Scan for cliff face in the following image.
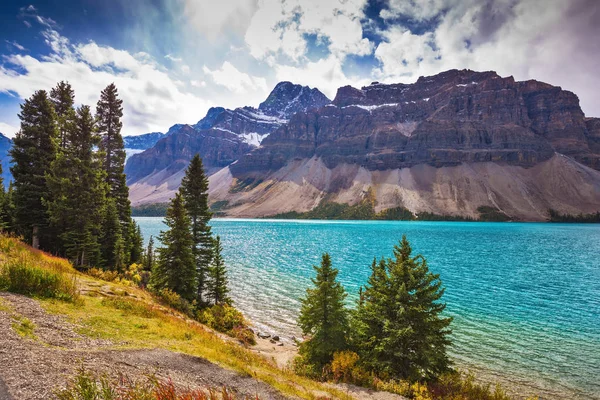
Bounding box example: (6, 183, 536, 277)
(231, 69, 599, 178)
(126, 82, 330, 203)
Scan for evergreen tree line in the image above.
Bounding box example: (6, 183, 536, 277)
(297, 235, 453, 383)
(147, 154, 231, 309)
(0, 82, 142, 271)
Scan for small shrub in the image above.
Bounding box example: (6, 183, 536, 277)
(197, 304, 255, 345)
(87, 268, 119, 282)
(153, 288, 193, 316)
(330, 351, 360, 383)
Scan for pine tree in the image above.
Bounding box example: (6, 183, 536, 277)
(179, 154, 213, 304)
(10, 90, 58, 248)
(298, 253, 349, 368)
(50, 81, 76, 149)
(100, 199, 126, 271)
(0, 162, 6, 231)
(46, 104, 107, 266)
(353, 236, 453, 381)
(128, 221, 144, 264)
(0, 181, 15, 233)
(96, 83, 130, 225)
(143, 235, 155, 272)
(151, 193, 196, 302)
(206, 236, 230, 305)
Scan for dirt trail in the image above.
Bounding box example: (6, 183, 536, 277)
(0, 292, 289, 400)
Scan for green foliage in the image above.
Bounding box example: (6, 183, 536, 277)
(376, 206, 416, 220)
(197, 304, 255, 345)
(153, 288, 193, 316)
(180, 154, 213, 304)
(151, 193, 197, 302)
(131, 203, 169, 217)
(352, 236, 453, 381)
(476, 206, 511, 222)
(548, 208, 600, 223)
(50, 81, 76, 149)
(298, 253, 349, 369)
(0, 256, 78, 301)
(100, 199, 126, 271)
(46, 103, 107, 266)
(143, 235, 155, 272)
(205, 236, 230, 306)
(10, 89, 59, 248)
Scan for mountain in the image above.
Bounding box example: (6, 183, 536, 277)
(0, 133, 12, 187)
(123, 132, 165, 150)
(126, 82, 331, 204)
(207, 69, 600, 221)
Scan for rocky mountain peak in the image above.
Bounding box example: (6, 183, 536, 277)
(258, 81, 330, 118)
(194, 107, 226, 130)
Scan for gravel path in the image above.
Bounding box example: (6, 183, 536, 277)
(0, 292, 289, 400)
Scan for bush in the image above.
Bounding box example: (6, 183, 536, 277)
(197, 304, 255, 345)
(101, 297, 159, 318)
(0, 256, 78, 301)
(153, 288, 193, 316)
(330, 351, 360, 383)
(86, 267, 119, 282)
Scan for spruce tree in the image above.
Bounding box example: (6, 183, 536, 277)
(128, 221, 144, 264)
(96, 83, 130, 225)
(151, 193, 196, 302)
(50, 81, 76, 149)
(205, 236, 230, 305)
(179, 154, 213, 304)
(143, 235, 155, 272)
(10, 90, 58, 248)
(298, 253, 349, 368)
(353, 236, 453, 381)
(0, 181, 15, 233)
(47, 105, 107, 266)
(100, 199, 126, 271)
(0, 163, 6, 231)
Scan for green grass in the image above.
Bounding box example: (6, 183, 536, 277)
(12, 316, 36, 339)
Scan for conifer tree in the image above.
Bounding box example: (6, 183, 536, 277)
(47, 105, 107, 266)
(0, 181, 15, 233)
(143, 235, 155, 272)
(151, 193, 196, 301)
(10, 90, 58, 248)
(96, 83, 130, 225)
(100, 199, 126, 271)
(206, 236, 230, 305)
(298, 253, 349, 368)
(179, 154, 213, 304)
(50, 81, 76, 149)
(0, 163, 6, 231)
(128, 221, 144, 264)
(353, 236, 453, 381)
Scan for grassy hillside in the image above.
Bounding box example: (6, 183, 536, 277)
(0, 234, 352, 399)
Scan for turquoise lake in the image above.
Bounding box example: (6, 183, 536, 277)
(135, 218, 600, 400)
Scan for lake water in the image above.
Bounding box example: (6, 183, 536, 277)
(135, 217, 600, 400)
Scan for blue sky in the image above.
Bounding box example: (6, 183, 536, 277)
(1, 0, 599, 137)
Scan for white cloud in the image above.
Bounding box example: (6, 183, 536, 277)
(191, 80, 206, 88)
(165, 54, 182, 62)
(0, 122, 19, 138)
(5, 41, 26, 52)
(372, 0, 600, 116)
(203, 61, 268, 94)
(245, 0, 372, 62)
(183, 0, 258, 40)
(0, 29, 213, 135)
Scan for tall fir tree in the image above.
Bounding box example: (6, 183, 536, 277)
(143, 235, 155, 272)
(127, 220, 144, 264)
(0, 181, 15, 233)
(50, 81, 76, 149)
(0, 162, 6, 231)
(100, 199, 126, 271)
(151, 193, 197, 302)
(46, 104, 107, 266)
(353, 236, 453, 381)
(179, 154, 213, 304)
(96, 83, 135, 266)
(10, 90, 58, 248)
(298, 253, 349, 368)
(205, 236, 230, 305)
(96, 83, 130, 224)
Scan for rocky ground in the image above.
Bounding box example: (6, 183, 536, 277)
(0, 292, 288, 400)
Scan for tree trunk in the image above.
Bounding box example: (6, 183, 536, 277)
(32, 226, 39, 249)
